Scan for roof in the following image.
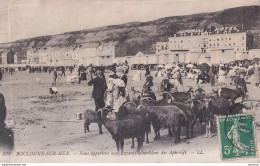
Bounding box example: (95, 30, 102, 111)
(80, 43, 99, 49)
(99, 41, 119, 47)
(210, 47, 234, 51)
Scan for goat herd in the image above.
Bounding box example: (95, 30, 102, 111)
(83, 85, 249, 153)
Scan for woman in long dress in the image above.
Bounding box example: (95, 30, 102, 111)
(254, 63, 260, 88)
(218, 67, 226, 86)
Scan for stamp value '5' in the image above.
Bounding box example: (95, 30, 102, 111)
(218, 113, 257, 160)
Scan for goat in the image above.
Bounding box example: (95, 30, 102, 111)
(139, 97, 196, 139)
(218, 87, 246, 102)
(83, 109, 99, 133)
(98, 107, 146, 153)
(167, 101, 196, 139)
(204, 97, 245, 138)
(137, 104, 188, 143)
(117, 102, 151, 148)
(162, 86, 194, 103)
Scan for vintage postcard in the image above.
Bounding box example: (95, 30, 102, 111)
(0, 0, 260, 163)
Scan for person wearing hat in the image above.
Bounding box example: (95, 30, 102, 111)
(88, 67, 107, 134)
(142, 84, 156, 101)
(52, 68, 57, 86)
(236, 72, 247, 97)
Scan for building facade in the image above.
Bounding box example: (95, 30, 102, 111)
(26, 41, 126, 66)
(2, 50, 17, 65)
(156, 42, 169, 54)
(169, 31, 254, 53)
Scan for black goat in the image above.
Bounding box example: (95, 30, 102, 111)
(99, 107, 146, 153)
(218, 87, 246, 102)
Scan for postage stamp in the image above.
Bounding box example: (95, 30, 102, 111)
(218, 113, 258, 160)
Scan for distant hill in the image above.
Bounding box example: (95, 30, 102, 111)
(0, 5, 259, 62)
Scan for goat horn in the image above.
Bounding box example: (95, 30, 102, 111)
(122, 102, 137, 108)
(162, 91, 174, 101)
(140, 97, 154, 102)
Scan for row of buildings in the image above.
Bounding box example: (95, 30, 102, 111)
(122, 26, 259, 65)
(26, 41, 127, 66)
(1, 25, 260, 66)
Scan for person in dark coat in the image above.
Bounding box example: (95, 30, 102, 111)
(61, 66, 66, 77)
(0, 69, 2, 80)
(237, 72, 247, 96)
(0, 93, 14, 150)
(176, 69, 183, 85)
(145, 65, 150, 77)
(0, 93, 6, 128)
(52, 68, 58, 86)
(119, 70, 128, 97)
(209, 65, 216, 86)
(88, 68, 107, 134)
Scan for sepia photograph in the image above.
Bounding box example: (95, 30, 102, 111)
(0, 0, 259, 163)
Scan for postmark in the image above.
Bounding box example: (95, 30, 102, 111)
(218, 113, 258, 160)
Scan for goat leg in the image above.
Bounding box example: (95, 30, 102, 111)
(186, 122, 190, 139)
(131, 138, 135, 149)
(168, 126, 173, 137)
(174, 125, 181, 144)
(146, 132, 149, 143)
(205, 120, 210, 138)
(136, 137, 142, 153)
(84, 121, 90, 133)
(116, 140, 120, 153)
(120, 140, 124, 154)
(98, 123, 103, 134)
(208, 120, 212, 138)
(190, 123, 195, 138)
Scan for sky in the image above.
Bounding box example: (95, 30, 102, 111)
(0, 0, 259, 44)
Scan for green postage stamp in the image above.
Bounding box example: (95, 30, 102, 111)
(218, 113, 258, 160)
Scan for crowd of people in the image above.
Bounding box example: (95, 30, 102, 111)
(0, 59, 259, 137)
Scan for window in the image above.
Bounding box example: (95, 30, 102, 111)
(229, 38, 231, 40)
(107, 56, 109, 58)
(242, 37, 245, 40)
(237, 48, 239, 51)
(209, 44, 211, 46)
(222, 50, 224, 53)
(217, 38, 219, 41)
(181, 40, 183, 43)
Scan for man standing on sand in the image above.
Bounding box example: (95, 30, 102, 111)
(52, 68, 58, 86)
(61, 66, 66, 77)
(88, 67, 107, 134)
